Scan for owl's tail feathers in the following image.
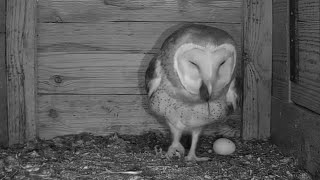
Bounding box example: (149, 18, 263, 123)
(214, 124, 240, 138)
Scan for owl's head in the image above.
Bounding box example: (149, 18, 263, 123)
(163, 24, 237, 102)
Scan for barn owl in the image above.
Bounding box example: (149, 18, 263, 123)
(145, 24, 241, 161)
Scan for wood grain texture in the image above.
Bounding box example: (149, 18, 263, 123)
(38, 95, 163, 139)
(38, 53, 151, 95)
(38, 22, 242, 54)
(38, 52, 244, 95)
(271, 0, 320, 176)
(0, 0, 8, 147)
(6, 0, 37, 145)
(297, 0, 320, 22)
(0, 0, 5, 33)
(271, 97, 320, 177)
(0, 32, 8, 146)
(38, 0, 242, 23)
(38, 95, 241, 139)
(291, 2, 320, 114)
(37, 0, 243, 140)
(272, 0, 289, 101)
(242, 0, 272, 140)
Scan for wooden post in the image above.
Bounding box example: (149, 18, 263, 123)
(0, 0, 8, 147)
(6, 0, 37, 145)
(242, 0, 272, 140)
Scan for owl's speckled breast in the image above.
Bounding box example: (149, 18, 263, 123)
(149, 88, 229, 130)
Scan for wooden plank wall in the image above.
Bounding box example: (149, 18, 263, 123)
(291, 0, 320, 114)
(37, 0, 243, 139)
(6, 0, 37, 145)
(272, 100, 320, 177)
(272, 0, 320, 177)
(0, 0, 8, 146)
(242, 0, 272, 140)
(272, 0, 289, 101)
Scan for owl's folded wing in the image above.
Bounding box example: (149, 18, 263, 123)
(145, 56, 162, 97)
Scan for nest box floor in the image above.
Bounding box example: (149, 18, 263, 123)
(0, 131, 312, 180)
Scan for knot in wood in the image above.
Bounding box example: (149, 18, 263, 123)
(48, 109, 59, 118)
(53, 75, 63, 84)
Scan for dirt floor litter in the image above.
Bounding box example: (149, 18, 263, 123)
(0, 131, 313, 180)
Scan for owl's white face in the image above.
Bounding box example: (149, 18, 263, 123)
(173, 43, 236, 101)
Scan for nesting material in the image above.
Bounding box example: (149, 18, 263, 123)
(0, 132, 313, 180)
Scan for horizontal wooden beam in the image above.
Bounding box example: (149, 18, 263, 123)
(38, 0, 242, 23)
(38, 53, 151, 95)
(38, 94, 241, 139)
(38, 22, 242, 54)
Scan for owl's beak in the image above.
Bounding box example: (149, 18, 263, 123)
(199, 81, 212, 101)
(198, 58, 213, 101)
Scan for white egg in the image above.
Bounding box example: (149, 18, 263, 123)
(212, 138, 236, 155)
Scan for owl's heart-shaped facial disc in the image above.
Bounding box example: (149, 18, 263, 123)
(174, 43, 236, 100)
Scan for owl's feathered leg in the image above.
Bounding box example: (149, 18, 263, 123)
(166, 123, 185, 159)
(185, 128, 210, 161)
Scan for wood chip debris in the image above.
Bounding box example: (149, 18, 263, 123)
(0, 131, 313, 180)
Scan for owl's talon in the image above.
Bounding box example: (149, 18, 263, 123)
(184, 155, 210, 161)
(166, 143, 185, 160)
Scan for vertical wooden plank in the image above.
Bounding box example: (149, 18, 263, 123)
(0, 0, 5, 33)
(0, 0, 8, 147)
(271, 0, 320, 176)
(272, 0, 289, 101)
(6, 0, 37, 145)
(242, 0, 272, 140)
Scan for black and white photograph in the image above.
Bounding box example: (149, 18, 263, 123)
(0, 0, 319, 179)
